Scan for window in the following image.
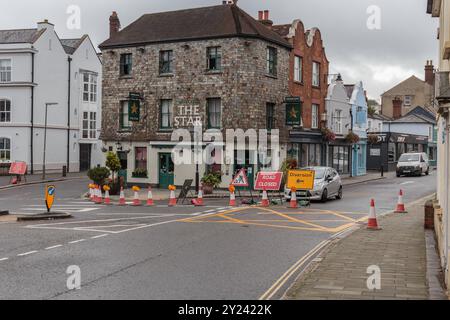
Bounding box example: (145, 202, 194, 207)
(311, 104, 319, 129)
(83, 73, 97, 103)
(294, 56, 302, 82)
(207, 47, 222, 71)
(404, 95, 412, 106)
(207, 98, 222, 129)
(0, 137, 10, 161)
(160, 99, 173, 129)
(0, 99, 11, 122)
(135, 147, 147, 170)
(329, 146, 350, 174)
(0, 59, 11, 82)
(120, 53, 132, 76)
(82, 112, 96, 139)
(334, 110, 342, 134)
(266, 47, 277, 76)
(266, 103, 275, 130)
(312, 61, 320, 87)
(119, 101, 131, 129)
(159, 50, 174, 74)
(388, 143, 396, 162)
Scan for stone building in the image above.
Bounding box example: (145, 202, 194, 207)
(269, 16, 330, 167)
(99, 3, 291, 189)
(381, 61, 435, 119)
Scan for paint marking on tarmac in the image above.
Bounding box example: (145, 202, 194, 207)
(17, 250, 38, 257)
(400, 181, 415, 185)
(68, 239, 86, 244)
(0, 257, 9, 262)
(91, 234, 108, 239)
(45, 245, 63, 250)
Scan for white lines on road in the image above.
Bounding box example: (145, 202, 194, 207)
(68, 239, 86, 244)
(17, 250, 38, 257)
(0, 257, 9, 262)
(400, 181, 415, 186)
(91, 234, 108, 239)
(45, 245, 63, 250)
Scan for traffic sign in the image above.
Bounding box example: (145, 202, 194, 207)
(255, 172, 283, 191)
(45, 185, 56, 213)
(286, 170, 315, 191)
(231, 168, 249, 187)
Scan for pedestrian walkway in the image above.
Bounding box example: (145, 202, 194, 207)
(284, 197, 448, 300)
(341, 171, 394, 186)
(0, 172, 85, 189)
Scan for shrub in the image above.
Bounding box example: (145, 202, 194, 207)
(201, 172, 222, 188)
(87, 167, 111, 185)
(132, 168, 148, 178)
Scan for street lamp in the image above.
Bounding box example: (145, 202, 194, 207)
(42, 103, 58, 180)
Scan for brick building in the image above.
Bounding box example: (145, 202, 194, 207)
(99, 3, 291, 188)
(269, 17, 330, 167)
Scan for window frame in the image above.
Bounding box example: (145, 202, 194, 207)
(159, 50, 174, 75)
(334, 109, 342, 134)
(312, 61, 320, 87)
(83, 73, 98, 103)
(207, 98, 222, 129)
(119, 53, 132, 76)
(294, 56, 303, 83)
(404, 95, 412, 106)
(311, 104, 319, 129)
(134, 147, 148, 171)
(0, 99, 11, 123)
(119, 101, 132, 130)
(0, 137, 11, 162)
(160, 99, 173, 130)
(266, 103, 275, 131)
(266, 47, 278, 77)
(207, 46, 222, 71)
(0, 59, 12, 82)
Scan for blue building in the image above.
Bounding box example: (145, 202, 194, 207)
(345, 82, 368, 176)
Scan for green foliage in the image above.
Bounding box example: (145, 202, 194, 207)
(105, 152, 121, 173)
(87, 167, 111, 185)
(280, 158, 298, 185)
(201, 172, 222, 188)
(367, 105, 377, 116)
(132, 168, 148, 178)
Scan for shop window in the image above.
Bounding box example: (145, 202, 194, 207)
(135, 147, 147, 170)
(329, 146, 350, 174)
(388, 143, 396, 162)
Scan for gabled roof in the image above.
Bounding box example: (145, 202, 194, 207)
(271, 24, 291, 38)
(99, 4, 292, 49)
(382, 75, 431, 96)
(391, 113, 436, 124)
(369, 113, 392, 121)
(0, 28, 45, 44)
(404, 105, 436, 122)
(61, 36, 87, 54)
(344, 85, 355, 99)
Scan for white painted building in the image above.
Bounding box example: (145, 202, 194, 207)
(0, 20, 102, 173)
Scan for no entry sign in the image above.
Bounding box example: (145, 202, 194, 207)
(254, 172, 283, 191)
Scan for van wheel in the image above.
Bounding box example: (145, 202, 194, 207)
(321, 189, 328, 203)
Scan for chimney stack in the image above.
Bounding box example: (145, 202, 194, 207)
(109, 11, 121, 38)
(258, 10, 273, 27)
(424, 60, 435, 86)
(392, 97, 403, 119)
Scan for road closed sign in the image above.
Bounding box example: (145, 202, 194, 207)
(255, 172, 283, 191)
(287, 170, 315, 191)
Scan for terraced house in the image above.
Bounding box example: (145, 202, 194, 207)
(99, 3, 292, 189)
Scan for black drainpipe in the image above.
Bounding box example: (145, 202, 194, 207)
(67, 56, 72, 173)
(30, 51, 35, 174)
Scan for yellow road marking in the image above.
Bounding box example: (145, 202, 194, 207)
(258, 207, 329, 231)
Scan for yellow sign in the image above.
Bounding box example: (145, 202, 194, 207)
(45, 185, 56, 212)
(287, 170, 315, 191)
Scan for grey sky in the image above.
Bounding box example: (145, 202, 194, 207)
(1, 0, 438, 101)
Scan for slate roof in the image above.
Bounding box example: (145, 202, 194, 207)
(60, 37, 86, 54)
(0, 28, 44, 44)
(271, 24, 291, 38)
(391, 113, 436, 124)
(404, 105, 436, 122)
(344, 85, 355, 99)
(99, 4, 292, 49)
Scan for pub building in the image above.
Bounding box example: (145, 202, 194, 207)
(366, 132, 430, 172)
(99, 3, 293, 189)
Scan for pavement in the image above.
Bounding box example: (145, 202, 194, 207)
(0, 172, 440, 299)
(284, 196, 449, 300)
(0, 172, 85, 190)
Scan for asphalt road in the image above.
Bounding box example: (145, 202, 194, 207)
(0, 173, 436, 300)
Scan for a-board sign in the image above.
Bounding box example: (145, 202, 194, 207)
(178, 179, 193, 201)
(254, 172, 283, 191)
(231, 168, 249, 187)
(45, 185, 56, 213)
(9, 162, 27, 175)
(286, 170, 315, 191)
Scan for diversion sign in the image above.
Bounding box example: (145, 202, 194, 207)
(286, 170, 315, 191)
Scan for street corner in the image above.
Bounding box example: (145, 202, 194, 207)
(182, 205, 368, 234)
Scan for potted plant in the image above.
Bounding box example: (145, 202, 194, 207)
(321, 127, 336, 142)
(87, 167, 111, 187)
(345, 131, 360, 144)
(201, 172, 222, 194)
(105, 152, 122, 195)
(280, 158, 298, 186)
(132, 168, 148, 178)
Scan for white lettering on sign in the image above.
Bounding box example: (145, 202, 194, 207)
(174, 104, 202, 128)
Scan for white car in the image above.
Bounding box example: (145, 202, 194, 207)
(284, 167, 343, 203)
(396, 152, 430, 177)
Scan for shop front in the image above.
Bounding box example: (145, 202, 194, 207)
(366, 132, 429, 172)
(288, 131, 326, 168)
(327, 140, 352, 175)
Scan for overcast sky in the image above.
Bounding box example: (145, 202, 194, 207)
(0, 0, 438, 101)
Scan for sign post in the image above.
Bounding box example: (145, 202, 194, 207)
(286, 170, 315, 207)
(45, 185, 56, 213)
(255, 171, 284, 204)
(231, 168, 254, 202)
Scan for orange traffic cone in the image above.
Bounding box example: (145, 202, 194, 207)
(367, 199, 381, 230)
(194, 186, 204, 206)
(132, 190, 142, 206)
(118, 187, 126, 206)
(95, 187, 103, 204)
(168, 189, 177, 207)
(261, 189, 270, 207)
(104, 189, 111, 205)
(229, 188, 236, 207)
(91, 185, 97, 202)
(394, 189, 407, 213)
(289, 188, 298, 209)
(89, 185, 94, 201)
(146, 186, 154, 207)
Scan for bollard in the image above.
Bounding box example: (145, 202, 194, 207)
(424, 200, 435, 230)
(62, 165, 67, 177)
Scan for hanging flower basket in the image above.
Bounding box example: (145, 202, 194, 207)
(368, 134, 379, 145)
(321, 127, 336, 142)
(345, 131, 360, 144)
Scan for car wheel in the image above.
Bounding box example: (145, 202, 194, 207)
(426, 168, 430, 176)
(321, 189, 328, 203)
(396, 173, 401, 178)
(336, 187, 343, 200)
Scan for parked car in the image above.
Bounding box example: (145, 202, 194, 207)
(284, 167, 343, 203)
(396, 152, 430, 177)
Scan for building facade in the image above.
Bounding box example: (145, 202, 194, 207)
(270, 17, 330, 168)
(99, 4, 291, 189)
(0, 21, 102, 173)
(427, 0, 450, 287)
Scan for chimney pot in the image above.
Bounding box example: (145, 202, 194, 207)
(109, 11, 121, 38)
(258, 11, 263, 20)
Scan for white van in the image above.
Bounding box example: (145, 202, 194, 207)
(396, 152, 430, 177)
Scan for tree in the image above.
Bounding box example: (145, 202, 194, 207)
(105, 152, 121, 185)
(368, 105, 377, 116)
